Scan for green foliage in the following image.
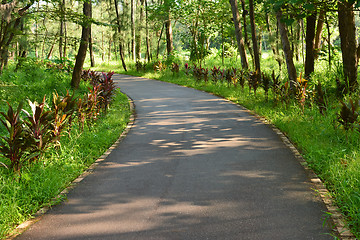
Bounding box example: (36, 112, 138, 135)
(0, 102, 35, 172)
(51, 91, 77, 144)
(23, 97, 53, 156)
(0, 62, 131, 238)
(338, 98, 359, 131)
(99, 71, 116, 110)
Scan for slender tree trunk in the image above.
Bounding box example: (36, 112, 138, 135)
(314, 10, 325, 59)
(47, 41, 54, 59)
(276, 9, 297, 85)
(89, 30, 95, 67)
(136, 0, 145, 60)
(114, 0, 128, 71)
(145, 0, 151, 62)
(266, 12, 282, 70)
(338, 0, 358, 92)
(325, 12, 332, 68)
(249, 0, 260, 77)
(240, 0, 253, 66)
(131, 0, 136, 61)
(164, 0, 173, 56)
(165, 19, 173, 55)
(59, 0, 65, 59)
(305, 12, 316, 79)
(156, 24, 164, 58)
(229, 0, 248, 69)
(71, 1, 91, 89)
(108, 38, 112, 62)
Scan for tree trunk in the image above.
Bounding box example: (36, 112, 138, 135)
(165, 19, 173, 55)
(240, 0, 253, 67)
(59, 0, 65, 59)
(156, 24, 164, 58)
(108, 38, 112, 62)
(229, 0, 248, 70)
(136, 0, 145, 60)
(325, 12, 332, 68)
(114, 0, 128, 71)
(305, 12, 316, 79)
(314, 10, 325, 59)
(131, 0, 136, 61)
(145, 0, 151, 61)
(276, 9, 297, 85)
(89, 29, 95, 67)
(249, 0, 260, 77)
(338, 0, 358, 92)
(265, 12, 282, 70)
(71, 1, 91, 89)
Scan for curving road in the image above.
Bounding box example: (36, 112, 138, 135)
(16, 74, 334, 239)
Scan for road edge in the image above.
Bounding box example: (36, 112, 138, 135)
(119, 73, 356, 240)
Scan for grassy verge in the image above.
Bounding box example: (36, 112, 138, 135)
(103, 66, 360, 237)
(0, 62, 131, 239)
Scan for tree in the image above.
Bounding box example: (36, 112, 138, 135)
(71, 0, 91, 89)
(0, 1, 33, 72)
(338, 0, 358, 92)
(276, 8, 297, 86)
(229, 0, 248, 70)
(249, 0, 261, 77)
(305, 12, 316, 79)
(164, 0, 173, 55)
(114, 0, 128, 71)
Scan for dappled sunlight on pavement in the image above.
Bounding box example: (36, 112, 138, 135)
(16, 74, 334, 240)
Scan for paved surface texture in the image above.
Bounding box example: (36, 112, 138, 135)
(17, 74, 334, 239)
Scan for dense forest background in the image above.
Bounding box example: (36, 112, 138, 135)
(2, 0, 360, 90)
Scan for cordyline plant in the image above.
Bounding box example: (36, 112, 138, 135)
(99, 71, 116, 111)
(22, 96, 53, 158)
(77, 85, 101, 129)
(0, 102, 37, 172)
(52, 91, 77, 144)
(338, 98, 359, 131)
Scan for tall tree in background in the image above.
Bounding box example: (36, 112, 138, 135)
(276, 8, 297, 86)
(249, 0, 260, 77)
(131, 0, 136, 61)
(305, 12, 316, 79)
(338, 0, 358, 92)
(229, 0, 248, 70)
(136, 0, 145, 59)
(164, 0, 173, 55)
(0, 1, 33, 72)
(114, 0, 128, 71)
(71, 0, 91, 89)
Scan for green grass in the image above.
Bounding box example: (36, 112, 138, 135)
(93, 59, 360, 237)
(0, 62, 131, 239)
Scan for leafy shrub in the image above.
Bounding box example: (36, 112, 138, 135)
(338, 98, 359, 131)
(99, 72, 116, 111)
(184, 63, 190, 75)
(315, 80, 327, 115)
(171, 62, 180, 74)
(51, 91, 77, 143)
(0, 102, 35, 172)
(153, 61, 165, 72)
(248, 71, 261, 95)
(23, 97, 53, 157)
(262, 72, 271, 101)
(135, 61, 146, 72)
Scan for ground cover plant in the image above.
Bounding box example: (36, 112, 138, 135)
(94, 54, 360, 238)
(0, 60, 131, 239)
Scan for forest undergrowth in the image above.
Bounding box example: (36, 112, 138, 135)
(94, 54, 360, 238)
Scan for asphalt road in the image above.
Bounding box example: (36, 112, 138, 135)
(16, 74, 334, 240)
